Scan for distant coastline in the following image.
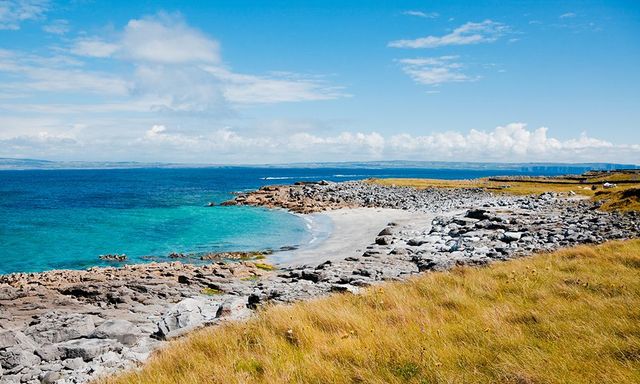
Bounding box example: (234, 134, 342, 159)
(1, 157, 638, 172)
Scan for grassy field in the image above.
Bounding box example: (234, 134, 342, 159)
(370, 171, 640, 212)
(103, 239, 640, 384)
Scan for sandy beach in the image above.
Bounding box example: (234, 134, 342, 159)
(272, 208, 437, 266)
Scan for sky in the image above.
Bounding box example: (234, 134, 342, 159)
(0, 0, 639, 164)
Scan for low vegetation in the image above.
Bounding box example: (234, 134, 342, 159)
(371, 170, 640, 211)
(103, 240, 640, 384)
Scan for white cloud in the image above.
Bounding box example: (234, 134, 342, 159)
(71, 38, 119, 58)
(0, 0, 48, 30)
(61, 13, 345, 110)
(389, 20, 508, 48)
(0, 49, 130, 95)
(560, 12, 577, 19)
(121, 14, 220, 64)
(402, 10, 439, 19)
(42, 19, 69, 35)
(1, 122, 638, 164)
(387, 123, 628, 162)
(203, 67, 347, 104)
(397, 56, 473, 85)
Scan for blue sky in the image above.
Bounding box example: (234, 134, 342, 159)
(0, 0, 639, 164)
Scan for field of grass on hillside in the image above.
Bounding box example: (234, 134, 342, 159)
(371, 171, 640, 212)
(103, 240, 640, 384)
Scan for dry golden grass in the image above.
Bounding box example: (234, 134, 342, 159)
(595, 188, 640, 212)
(103, 240, 640, 384)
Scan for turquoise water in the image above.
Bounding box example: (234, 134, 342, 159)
(0, 166, 576, 274)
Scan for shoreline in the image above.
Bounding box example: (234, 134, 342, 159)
(273, 208, 438, 267)
(1, 180, 638, 384)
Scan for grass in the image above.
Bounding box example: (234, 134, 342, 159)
(253, 262, 276, 271)
(594, 188, 640, 212)
(370, 172, 640, 212)
(102, 239, 640, 384)
(201, 287, 224, 296)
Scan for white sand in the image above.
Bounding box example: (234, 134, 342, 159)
(272, 208, 435, 267)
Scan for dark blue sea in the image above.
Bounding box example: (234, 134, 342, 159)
(0, 167, 566, 274)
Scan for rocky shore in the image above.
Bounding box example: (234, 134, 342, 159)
(2, 180, 639, 384)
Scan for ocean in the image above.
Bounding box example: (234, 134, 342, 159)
(0, 166, 571, 274)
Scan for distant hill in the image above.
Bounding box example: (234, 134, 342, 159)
(0, 157, 637, 172)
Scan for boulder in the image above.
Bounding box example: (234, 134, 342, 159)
(0, 347, 41, 370)
(377, 227, 393, 236)
(63, 357, 85, 370)
(25, 313, 96, 345)
(155, 298, 222, 339)
(0, 330, 37, 351)
(219, 296, 251, 321)
(375, 236, 391, 245)
(0, 286, 21, 301)
(91, 320, 142, 347)
(58, 338, 122, 362)
(35, 344, 64, 362)
(501, 232, 523, 243)
(40, 371, 62, 384)
(300, 269, 327, 283)
(466, 209, 490, 220)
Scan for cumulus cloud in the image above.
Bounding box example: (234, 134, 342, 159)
(120, 14, 220, 64)
(389, 20, 508, 48)
(61, 13, 345, 110)
(2, 122, 638, 164)
(397, 56, 473, 85)
(0, 0, 48, 30)
(402, 10, 439, 19)
(387, 123, 625, 162)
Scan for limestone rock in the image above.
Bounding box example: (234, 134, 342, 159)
(91, 320, 142, 347)
(58, 338, 122, 362)
(155, 298, 222, 339)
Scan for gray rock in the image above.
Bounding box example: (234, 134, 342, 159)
(155, 297, 222, 339)
(62, 357, 85, 371)
(0, 347, 41, 370)
(466, 209, 490, 220)
(58, 338, 122, 362)
(377, 227, 393, 236)
(25, 313, 96, 345)
(300, 269, 327, 283)
(0, 330, 37, 351)
(219, 296, 251, 321)
(91, 320, 141, 347)
(35, 344, 64, 362)
(39, 371, 62, 384)
(501, 231, 523, 242)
